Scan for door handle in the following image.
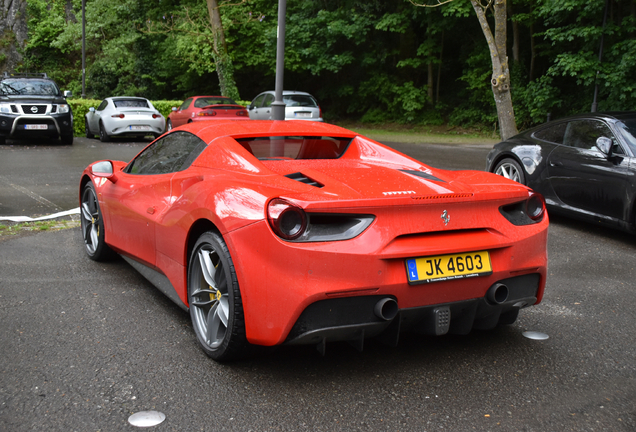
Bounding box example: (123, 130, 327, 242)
(549, 161, 563, 167)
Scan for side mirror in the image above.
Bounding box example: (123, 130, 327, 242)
(64, 90, 72, 98)
(171, 107, 178, 112)
(89, 107, 95, 112)
(248, 104, 254, 110)
(91, 161, 118, 182)
(596, 136, 613, 156)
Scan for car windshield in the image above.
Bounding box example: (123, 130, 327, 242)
(236, 136, 350, 160)
(194, 97, 236, 108)
(283, 95, 317, 107)
(0, 79, 59, 96)
(114, 99, 149, 108)
(615, 119, 636, 153)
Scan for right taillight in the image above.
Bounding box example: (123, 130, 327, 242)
(525, 192, 545, 221)
(499, 191, 546, 226)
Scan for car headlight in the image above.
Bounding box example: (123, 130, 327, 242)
(267, 198, 375, 242)
(57, 104, 70, 114)
(499, 191, 546, 225)
(0, 103, 12, 113)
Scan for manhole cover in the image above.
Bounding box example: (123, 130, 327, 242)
(128, 411, 166, 428)
(523, 331, 549, 341)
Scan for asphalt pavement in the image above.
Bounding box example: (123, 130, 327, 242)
(1, 136, 635, 431)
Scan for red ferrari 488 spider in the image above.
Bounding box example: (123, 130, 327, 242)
(80, 120, 548, 361)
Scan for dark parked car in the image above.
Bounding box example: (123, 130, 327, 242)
(486, 112, 636, 233)
(0, 72, 74, 145)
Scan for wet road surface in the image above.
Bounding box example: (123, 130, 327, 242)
(1, 136, 635, 431)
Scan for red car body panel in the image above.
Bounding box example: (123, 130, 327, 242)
(81, 120, 549, 348)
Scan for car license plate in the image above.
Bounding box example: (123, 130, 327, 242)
(295, 112, 311, 118)
(129, 125, 151, 131)
(405, 251, 492, 284)
(24, 124, 48, 130)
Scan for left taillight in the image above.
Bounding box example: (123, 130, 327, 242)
(267, 198, 307, 240)
(111, 113, 125, 118)
(197, 110, 217, 117)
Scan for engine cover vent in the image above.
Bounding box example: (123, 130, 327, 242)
(285, 172, 324, 188)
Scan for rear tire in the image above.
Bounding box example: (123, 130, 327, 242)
(61, 133, 74, 145)
(188, 231, 250, 362)
(85, 118, 94, 138)
(99, 122, 111, 142)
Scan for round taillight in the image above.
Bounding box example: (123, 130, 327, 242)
(267, 198, 307, 240)
(525, 192, 545, 221)
(152, 113, 161, 119)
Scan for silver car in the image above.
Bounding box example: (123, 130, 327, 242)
(248, 91, 323, 121)
(85, 97, 165, 142)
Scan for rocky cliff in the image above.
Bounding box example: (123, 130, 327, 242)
(1, 0, 28, 73)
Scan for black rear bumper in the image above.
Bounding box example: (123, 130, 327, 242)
(285, 273, 540, 352)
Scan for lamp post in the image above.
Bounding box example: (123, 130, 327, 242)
(271, 0, 286, 121)
(591, 0, 609, 113)
(81, 0, 86, 99)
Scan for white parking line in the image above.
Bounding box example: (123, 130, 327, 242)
(0, 174, 63, 212)
(0, 207, 80, 222)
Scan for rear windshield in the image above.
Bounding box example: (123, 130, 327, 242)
(194, 97, 237, 108)
(114, 99, 149, 108)
(282, 95, 317, 107)
(0, 79, 59, 96)
(236, 136, 350, 160)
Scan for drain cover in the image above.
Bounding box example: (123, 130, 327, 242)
(128, 411, 166, 428)
(522, 331, 549, 340)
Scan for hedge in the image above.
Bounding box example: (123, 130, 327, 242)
(67, 99, 251, 136)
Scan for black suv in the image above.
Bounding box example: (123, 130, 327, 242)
(0, 72, 74, 145)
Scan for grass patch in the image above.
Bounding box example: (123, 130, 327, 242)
(334, 121, 499, 145)
(0, 219, 80, 239)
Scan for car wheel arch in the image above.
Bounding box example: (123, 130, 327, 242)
(492, 153, 525, 176)
(186, 218, 223, 270)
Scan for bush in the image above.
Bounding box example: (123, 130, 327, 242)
(67, 99, 183, 136)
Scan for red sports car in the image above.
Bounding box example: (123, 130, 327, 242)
(166, 96, 248, 131)
(79, 121, 548, 361)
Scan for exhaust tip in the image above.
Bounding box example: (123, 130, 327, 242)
(487, 283, 509, 305)
(374, 298, 398, 321)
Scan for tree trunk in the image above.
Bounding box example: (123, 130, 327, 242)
(436, 31, 444, 104)
(206, 0, 240, 101)
(427, 62, 434, 105)
(530, 22, 536, 81)
(470, 0, 518, 140)
(507, 1, 519, 64)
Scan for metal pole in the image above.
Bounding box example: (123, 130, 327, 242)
(81, 0, 86, 98)
(271, 0, 286, 121)
(591, 0, 609, 113)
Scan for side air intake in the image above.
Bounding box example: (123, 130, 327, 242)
(285, 172, 324, 188)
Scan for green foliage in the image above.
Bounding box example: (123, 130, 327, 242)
(18, 0, 636, 131)
(68, 99, 101, 136)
